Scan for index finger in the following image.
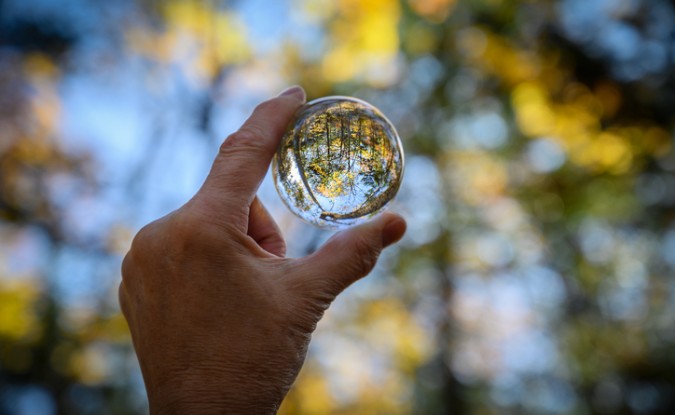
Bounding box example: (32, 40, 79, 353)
(197, 86, 305, 218)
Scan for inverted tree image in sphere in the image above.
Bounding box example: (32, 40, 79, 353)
(273, 96, 404, 228)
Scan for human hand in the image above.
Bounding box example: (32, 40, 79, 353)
(118, 86, 407, 415)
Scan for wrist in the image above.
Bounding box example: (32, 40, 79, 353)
(147, 372, 285, 415)
(152, 399, 279, 415)
(150, 392, 281, 415)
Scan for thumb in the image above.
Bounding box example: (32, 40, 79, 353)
(295, 213, 407, 300)
(195, 86, 305, 224)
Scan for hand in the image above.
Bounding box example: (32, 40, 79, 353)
(118, 86, 407, 415)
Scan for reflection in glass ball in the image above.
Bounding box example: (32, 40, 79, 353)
(273, 96, 404, 229)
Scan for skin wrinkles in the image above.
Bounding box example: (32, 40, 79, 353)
(119, 86, 407, 415)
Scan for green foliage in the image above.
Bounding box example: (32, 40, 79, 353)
(1, 0, 674, 414)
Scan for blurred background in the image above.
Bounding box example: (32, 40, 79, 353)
(1, 0, 675, 413)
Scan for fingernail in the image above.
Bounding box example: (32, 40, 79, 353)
(278, 85, 305, 101)
(382, 216, 407, 247)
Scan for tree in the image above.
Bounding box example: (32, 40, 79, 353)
(1, 0, 674, 414)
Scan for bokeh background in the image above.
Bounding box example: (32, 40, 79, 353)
(1, 0, 675, 413)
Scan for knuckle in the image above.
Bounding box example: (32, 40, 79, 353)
(129, 222, 156, 252)
(162, 210, 240, 261)
(123, 224, 156, 267)
(120, 251, 134, 280)
(159, 214, 199, 259)
(253, 99, 276, 114)
(221, 129, 255, 151)
(221, 126, 269, 153)
(122, 213, 193, 276)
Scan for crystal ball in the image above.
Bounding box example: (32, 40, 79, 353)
(273, 96, 404, 229)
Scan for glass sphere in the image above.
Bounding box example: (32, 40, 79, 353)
(273, 96, 404, 229)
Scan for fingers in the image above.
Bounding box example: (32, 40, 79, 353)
(198, 86, 306, 219)
(292, 213, 407, 299)
(248, 196, 286, 257)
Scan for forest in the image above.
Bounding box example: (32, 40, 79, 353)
(275, 97, 403, 226)
(1, 0, 674, 414)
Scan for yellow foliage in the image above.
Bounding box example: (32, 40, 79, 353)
(555, 105, 599, 146)
(512, 81, 555, 137)
(166, 0, 251, 76)
(570, 132, 633, 174)
(467, 27, 665, 176)
(70, 343, 110, 385)
(61, 307, 131, 344)
(460, 27, 540, 85)
(27, 77, 61, 143)
(164, 0, 214, 33)
(0, 279, 42, 342)
(360, 299, 433, 373)
(13, 134, 55, 165)
(279, 369, 335, 414)
(510, 79, 649, 174)
(447, 152, 508, 205)
(643, 126, 672, 156)
(299, 0, 337, 21)
(402, 22, 439, 55)
(23, 53, 59, 79)
(127, 0, 251, 82)
(281, 297, 431, 414)
(90, 313, 132, 343)
(125, 28, 175, 64)
(322, 46, 358, 83)
(322, 0, 400, 85)
(408, 0, 456, 22)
